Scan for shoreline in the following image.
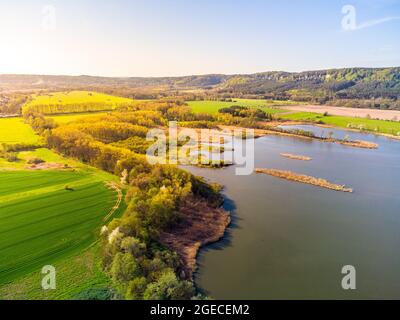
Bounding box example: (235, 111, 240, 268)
(281, 104, 400, 122)
(314, 122, 400, 141)
(160, 196, 231, 281)
(219, 124, 379, 149)
(278, 120, 400, 141)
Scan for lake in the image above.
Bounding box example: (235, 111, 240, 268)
(185, 125, 400, 299)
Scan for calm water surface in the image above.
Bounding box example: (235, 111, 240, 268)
(185, 125, 400, 299)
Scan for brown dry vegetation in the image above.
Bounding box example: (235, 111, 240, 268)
(160, 197, 231, 280)
(334, 139, 378, 149)
(255, 169, 353, 193)
(280, 153, 312, 161)
(25, 162, 69, 170)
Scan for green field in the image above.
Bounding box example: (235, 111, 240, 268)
(0, 118, 41, 145)
(0, 245, 111, 300)
(0, 114, 122, 297)
(23, 91, 135, 115)
(278, 112, 400, 136)
(0, 147, 104, 171)
(26, 91, 132, 107)
(0, 169, 120, 286)
(187, 99, 296, 114)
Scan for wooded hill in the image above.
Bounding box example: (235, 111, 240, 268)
(1, 67, 399, 107)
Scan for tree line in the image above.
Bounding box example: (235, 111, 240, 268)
(26, 102, 229, 299)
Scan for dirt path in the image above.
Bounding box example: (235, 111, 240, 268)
(282, 105, 400, 121)
(103, 182, 123, 221)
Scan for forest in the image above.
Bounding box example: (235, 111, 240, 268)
(2, 67, 400, 112)
(21, 100, 242, 300)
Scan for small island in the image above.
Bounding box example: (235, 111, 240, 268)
(280, 153, 312, 161)
(255, 169, 353, 193)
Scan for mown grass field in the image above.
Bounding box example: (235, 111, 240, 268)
(0, 118, 41, 145)
(23, 91, 135, 115)
(0, 169, 121, 286)
(0, 245, 111, 300)
(278, 112, 400, 136)
(187, 99, 297, 114)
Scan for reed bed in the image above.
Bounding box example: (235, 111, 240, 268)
(255, 169, 353, 193)
(280, 153, 312, 161)
(335, 140, 378, 149)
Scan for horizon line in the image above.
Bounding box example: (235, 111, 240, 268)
(0, 66, 399, 79)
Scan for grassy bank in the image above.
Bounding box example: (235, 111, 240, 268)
(187, 99, 293, 114)
(278, 112, 400, 136)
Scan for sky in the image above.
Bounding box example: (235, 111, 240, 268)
(0, 0, 399, 77)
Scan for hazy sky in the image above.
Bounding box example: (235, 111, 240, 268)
(0, 0, 399, 77)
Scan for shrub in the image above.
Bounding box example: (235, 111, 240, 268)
(143, 269, 195, 300)
(126, 277, 148, 300)
(1, 142, 43, 152)
(110, 252, 141, 285)
(4, 152, 19, 162)
(73, 288, 114, 300)
(27, 157, 45, 165)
